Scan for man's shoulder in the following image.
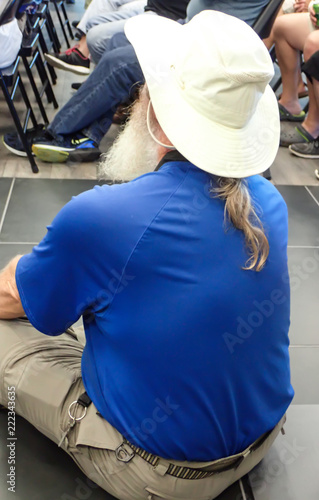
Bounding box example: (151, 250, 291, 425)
(59, 167, 190, 232)
(248, 176, 287, 205)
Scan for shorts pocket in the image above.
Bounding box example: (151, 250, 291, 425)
(73, 403, 123, 451)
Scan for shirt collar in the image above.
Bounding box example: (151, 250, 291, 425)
(155, 150, 189, 171)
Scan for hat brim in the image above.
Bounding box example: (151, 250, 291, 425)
(125, 14, 280, 178)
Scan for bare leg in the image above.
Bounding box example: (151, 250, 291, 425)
(301, 30, 319, 137)
(263, 7, 284, 50)
(297, 74, 307, 95)
(273, 13, 312, 114)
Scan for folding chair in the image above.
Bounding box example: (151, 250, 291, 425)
(0, 57, 40, 173)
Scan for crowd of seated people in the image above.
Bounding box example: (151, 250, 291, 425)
(2, 0, 319, 181)
(2, 0, 271, 164)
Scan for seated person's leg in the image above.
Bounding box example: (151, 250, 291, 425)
(87, 17, 134, 64)
(35, 44, 144, 163)
(84, 0, 146, 32)
(77, 0, 128, 35)
(3, 43, 144, 163)
(45, 0, 145, 75)
(0, 319, 83, 446)
(288, 32, 319, 159)
(273, 12, 312, 119)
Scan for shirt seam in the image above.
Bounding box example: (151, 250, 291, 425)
(103, 164, 193, 318)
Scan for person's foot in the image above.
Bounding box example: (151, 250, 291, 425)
(2, 124, 46, 157)
(315, 169, 319, 180)
(280, 123, 315, 148)
(44, 47, 90, 75)
(32, 133, 101, 163)
(289, 139, 319, 159)
(278, 103, 306, 122)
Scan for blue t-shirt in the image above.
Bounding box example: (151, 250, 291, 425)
(16, 155, 294, 461)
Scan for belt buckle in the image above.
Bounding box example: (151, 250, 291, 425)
(115, 443, 135, 463)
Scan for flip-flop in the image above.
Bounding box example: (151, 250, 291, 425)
(280, 123, 315, 147)
(278, 103, 306, 122)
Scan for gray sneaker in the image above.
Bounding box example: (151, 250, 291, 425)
(280, 123, 315, 147)
(289, 139, 319, 159)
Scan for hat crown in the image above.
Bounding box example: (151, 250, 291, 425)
(171, 12, 274, 128)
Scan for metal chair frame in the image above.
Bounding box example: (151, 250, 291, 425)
(0, 58, 39, 173)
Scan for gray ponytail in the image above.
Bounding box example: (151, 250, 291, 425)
(212, 177, 269, 272)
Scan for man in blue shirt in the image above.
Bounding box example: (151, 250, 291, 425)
(0, 11, 293, 500)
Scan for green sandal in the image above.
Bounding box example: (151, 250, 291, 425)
(278, 103, 306, 122)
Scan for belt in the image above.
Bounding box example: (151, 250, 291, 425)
(120, 421, 278, 481)
(70, 393, 285, 481)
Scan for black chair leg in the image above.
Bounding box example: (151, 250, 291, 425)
(45, 4, 61, 52)
(52, 0, 71, 48)
(15, 72, 38, 128)
(34, 51, 58, 109)
(0, 76, 39, 174)
(38, 30, 57, 85)
(22, 55, 49, 125)
(61, 0, 74, 40)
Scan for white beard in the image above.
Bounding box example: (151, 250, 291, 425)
(98, 95, 159, 183)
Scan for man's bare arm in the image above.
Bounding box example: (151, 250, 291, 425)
(0, 256, 25, 319)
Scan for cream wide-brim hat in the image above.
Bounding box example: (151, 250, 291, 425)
(125, 11, 280, 178)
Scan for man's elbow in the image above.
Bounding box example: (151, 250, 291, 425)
(0, 255, 25, 320)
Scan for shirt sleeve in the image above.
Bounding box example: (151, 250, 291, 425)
(15, 185, 129, 335)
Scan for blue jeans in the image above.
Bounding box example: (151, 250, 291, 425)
(48, 36, 144, 145)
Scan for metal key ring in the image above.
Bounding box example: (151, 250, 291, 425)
(68, 401, 88, 422)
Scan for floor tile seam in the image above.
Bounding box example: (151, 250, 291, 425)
(0, 242, 38, 245)
(288, 245, 319, 249)
(0, 178, 15, 235)
(305, 186, 319, 208)
(290, 345, 319, 348)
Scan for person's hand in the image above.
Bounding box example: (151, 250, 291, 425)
(309, 4, 318, 27)
(294, 0, 307, 12)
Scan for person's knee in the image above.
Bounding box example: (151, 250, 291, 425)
(86, 25, 99, 53)
(87, 27, 106, 64)
(272, 15, 290, 42)
(304, 31, 319, 60)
